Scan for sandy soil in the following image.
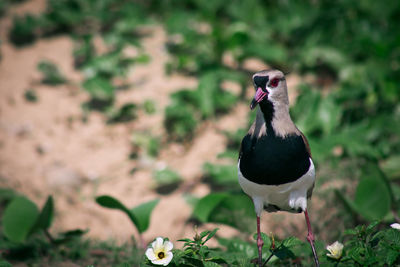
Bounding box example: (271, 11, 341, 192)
(0, 0, 312, 249)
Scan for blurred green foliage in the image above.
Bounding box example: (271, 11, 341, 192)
(37, 60, 67, 85)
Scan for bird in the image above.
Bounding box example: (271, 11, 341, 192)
(238, 69, 319, 267)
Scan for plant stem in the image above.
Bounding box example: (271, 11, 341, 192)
(44, 229, 55, 245)
(262, 252, 274, 267)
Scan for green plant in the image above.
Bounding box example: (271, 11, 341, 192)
(1, 193, 85, 245)
(329, 222, 400, 266)
(153, 168, 182, 188)
(164, 70, 243, 141)
(106, 103, 138, 123)
(131, 132, 161, 158)
(164, 103, 198, 142)
(95, 195, 159, 248)
(37, 60, 67, 85)
(8, 15, 38, 46)
(193, 193, 255, 233)
(24, 89, 38, 102)
(202, 162, 238, 189)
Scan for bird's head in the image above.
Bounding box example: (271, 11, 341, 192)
(250, 69, 288, 110)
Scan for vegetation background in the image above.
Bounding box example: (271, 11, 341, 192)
(0, 0, 399, 266)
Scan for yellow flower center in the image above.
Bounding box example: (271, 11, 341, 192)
(158, 251, 165, 259)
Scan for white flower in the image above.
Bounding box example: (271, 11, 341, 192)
(390, 223, 400, 230)
(326, 241, 344, 260)
(145, 237, 173, 266)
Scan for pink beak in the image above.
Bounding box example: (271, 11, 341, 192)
(250, 87, 268, 110)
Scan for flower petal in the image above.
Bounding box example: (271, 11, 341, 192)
(153, 237, 164, 250)
(326, 241, 343, 260)
(145, 248, 157, 261)
(163, 240, 174, 251)
(390, 223, 400, 230)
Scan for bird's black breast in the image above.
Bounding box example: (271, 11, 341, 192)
(239, 131, 311, 185)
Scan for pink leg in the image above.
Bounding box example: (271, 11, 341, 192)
(256, 216, 263, 267)
(304, 209, 320, 267)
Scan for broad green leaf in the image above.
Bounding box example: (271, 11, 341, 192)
(354, 176, 391, 220)
(95, 195, 139, 229)
(193, 193, 228, 222)
(31, 195, 54, 232)
(3, 196, 39, 242)
(131, 199, 159, 233)
(208, 194, 255, 233)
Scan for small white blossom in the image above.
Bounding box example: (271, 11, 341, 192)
(145, 237, 173, 266)
(390, 223, 400, 230)
(326, 241, 344, 260)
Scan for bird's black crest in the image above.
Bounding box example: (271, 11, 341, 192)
(253, 75, 269, 88)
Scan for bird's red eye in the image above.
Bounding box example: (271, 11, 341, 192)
(270, 78, 279, 88)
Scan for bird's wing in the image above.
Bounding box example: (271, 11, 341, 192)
(299, 131, 312, 158)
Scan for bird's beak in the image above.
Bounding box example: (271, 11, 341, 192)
(250, 87, 268, 110)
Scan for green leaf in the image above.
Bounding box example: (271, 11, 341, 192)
(2, 196, 39, 242)
(130, 199, 159, 233)
(0, 260, 12, 267)
(107, 103, 137, 123)
(204, 262, 222, 267)
(153, 168, 182, 186)
(193, 193, 228, 222)
(281, 236, 303, 248)
(55, 229, 88, 244)
(37, 60, 67, 85)
(0, 188, 16, 203)
(203, 163, 238, 188)
(83, 77, 114, 101)
(208, 194, 256, 233)
(95, 195, 139, 228)
(380, 154, 400, 180)
(24, 89, 38, 102)
(354, 176, 391, 220)
(203, 228, 219, 245)
(31, 195, 54, 232)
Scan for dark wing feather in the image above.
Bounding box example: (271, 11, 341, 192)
(298, 129, 312, 158)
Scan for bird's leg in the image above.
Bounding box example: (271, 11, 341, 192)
(304, 209, 320, 267)
(256, 216, 263, 267)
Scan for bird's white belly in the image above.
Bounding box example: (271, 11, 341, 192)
(238, 159, 315, 216)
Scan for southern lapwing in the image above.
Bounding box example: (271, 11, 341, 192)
(238, 70, 319, 266)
